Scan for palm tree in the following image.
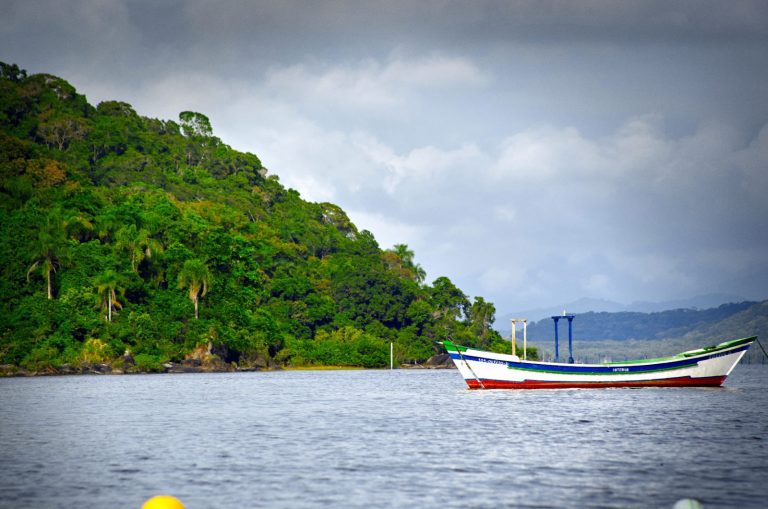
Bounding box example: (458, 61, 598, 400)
(412, 264, 426, 285)
(115, 224, 162, 273)
(27, 207, 93, 299)
(95, 270, 125, 322)
(27, 213, 68, 299)
(94, 208, 118, 241)
(177, 259, 211, 319)
(27, 250, 58, 300)
(389, 243, 426, 284)
(392, 243, 414, 265)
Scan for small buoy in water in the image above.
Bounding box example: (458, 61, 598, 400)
(141, 495, 185, 509)
(673, 499, 703, 509)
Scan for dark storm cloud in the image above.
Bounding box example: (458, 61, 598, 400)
(166, 0, 768, 47)
(2, 0, 767, 312)
(6, 1, 768, 73)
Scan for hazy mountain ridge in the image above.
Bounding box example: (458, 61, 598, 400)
(506, 300, 768, 364)
(521, 301, 762, 341)
(499, 293, 748, 325)
(518, 300, 768, 364)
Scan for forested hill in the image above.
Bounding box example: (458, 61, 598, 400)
(0, 62, 514, 374)
(524, 300, 767, 342)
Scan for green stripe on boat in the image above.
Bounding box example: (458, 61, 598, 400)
(442, 340, 467, 352)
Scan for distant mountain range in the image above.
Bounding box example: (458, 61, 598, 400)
(517, 300, 764, 341)
(495, 298, 768, 364)
(498, 293, 748, 325)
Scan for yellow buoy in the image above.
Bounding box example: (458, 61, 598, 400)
(141, 495, 185, 509)
(673, 499, 703, 509)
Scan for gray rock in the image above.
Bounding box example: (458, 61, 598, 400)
(122, 351, 135, 369)
(423, 353, 455, 368)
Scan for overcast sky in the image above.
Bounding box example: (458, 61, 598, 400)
(3, 0, 768, 317)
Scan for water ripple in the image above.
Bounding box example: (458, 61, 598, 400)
(1, 367, 767, 508)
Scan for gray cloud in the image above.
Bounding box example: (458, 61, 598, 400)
(7, 1, 768, 71)
(2, 0, 767, 314)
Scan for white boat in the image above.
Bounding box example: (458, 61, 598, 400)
(443, 336, 756, 389)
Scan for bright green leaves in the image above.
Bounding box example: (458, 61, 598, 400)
(26, 207, 74, 299)
(114, 224, 161, 273)
(429, 276, 469, 321)
(177, 258, 211, 319)
(287, 326, 389, 368)
(1, 63, 509, 371)
(468, 296, 497, 349)
(384, 243, 426, 283)
(94, 269, 126, 322)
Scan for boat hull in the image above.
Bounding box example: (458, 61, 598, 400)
(444, 336, 755, 390)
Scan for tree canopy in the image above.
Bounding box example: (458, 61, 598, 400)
(0, 62, 526, 373)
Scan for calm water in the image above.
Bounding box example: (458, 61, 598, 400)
(1, 367, 767, 509)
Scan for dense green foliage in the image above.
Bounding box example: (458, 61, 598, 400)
(0, 63, 527, 372)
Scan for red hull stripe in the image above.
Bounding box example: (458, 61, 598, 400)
(466, 375, 727, 389)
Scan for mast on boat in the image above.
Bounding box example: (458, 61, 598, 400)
(510, 318, 528, 360)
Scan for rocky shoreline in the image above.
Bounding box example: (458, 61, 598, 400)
(0, 352, 455, 377)
(399, 353, 455, 369)
(0, 359, 241, 377)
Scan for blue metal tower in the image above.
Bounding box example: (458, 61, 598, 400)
(551, 313, 575, 363)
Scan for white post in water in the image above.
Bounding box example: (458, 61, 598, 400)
(390, 342, 393, 370)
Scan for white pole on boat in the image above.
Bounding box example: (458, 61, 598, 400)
(511, 318, 528, 359)
(511, 319, 516, 356)
(390, 342, 393, 370)
(523, 319, 527, 361)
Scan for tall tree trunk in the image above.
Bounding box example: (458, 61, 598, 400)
(194, 296, 199, 319)
(108, 292, 112, 322)
(46, 268, 52, 300)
